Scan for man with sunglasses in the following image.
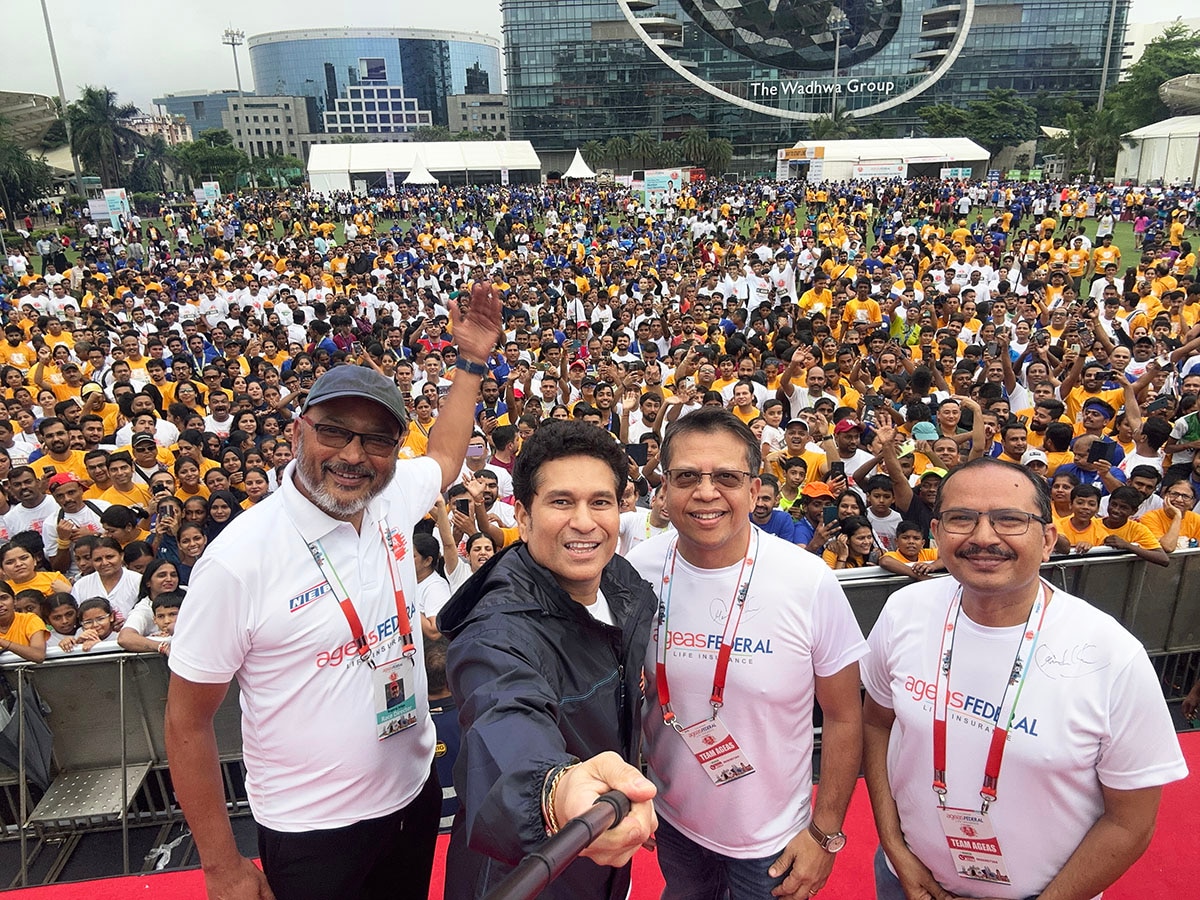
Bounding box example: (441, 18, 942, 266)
(862, 457, 1186, 900)
(166, 283, 502, 900)
(626, 408, 867, 899)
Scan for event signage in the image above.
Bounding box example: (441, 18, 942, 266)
(102, 188, 130, 229)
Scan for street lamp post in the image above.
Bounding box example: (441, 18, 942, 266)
(221, 27, 256, 188)
(829, 9, 850, 118)
(40, 0, 86, 198)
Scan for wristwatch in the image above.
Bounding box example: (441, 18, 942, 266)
(808, 820, 847, 853)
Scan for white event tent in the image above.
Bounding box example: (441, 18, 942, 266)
(562, 149, 596, 179)
(307, 141, 541, 192)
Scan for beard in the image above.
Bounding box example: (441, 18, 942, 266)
(293, 429, 395, 520)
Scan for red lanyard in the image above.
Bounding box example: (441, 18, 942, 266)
(932, 582, 1051, 810)
(655, 529, 759, 729)
(305, 520, 415, 668)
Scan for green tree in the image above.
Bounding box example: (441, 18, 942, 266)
(413, 126, 453, 142)
(604, 136, 630, 169)
(704, 137, 733, 175)
(167, 139, 249, 189)
(678, 127, 709, 166)
(1106, 22, 1200, 130)
(581, 140, 606, 169)
(253, 153, 305, 188)
(0, 118, 54, 218)
(630, 130, 657, 169)
(919, 89, 1037, 158)
(66, 85, 144, 187)
(198, 128, 234, 146)
(810, 109, 858, 140)
(453, 129, 495, 141)
(653, 140, 681, 166)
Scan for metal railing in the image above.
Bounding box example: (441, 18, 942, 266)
(1, 548, 1197, 887)
(0, 652, 242, 887)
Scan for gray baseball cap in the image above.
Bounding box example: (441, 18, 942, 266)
(300, 365, 407, 429)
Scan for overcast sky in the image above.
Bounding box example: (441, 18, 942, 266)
(0, 0, 1192, 115)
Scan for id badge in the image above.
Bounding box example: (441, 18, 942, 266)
(372, 657, 418, 741)
(936, 806, 1012, 887)
(679, 717, 756, 786)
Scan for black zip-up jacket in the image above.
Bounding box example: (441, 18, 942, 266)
(437, 542, 657, 900)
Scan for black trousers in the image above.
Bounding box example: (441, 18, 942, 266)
(256, 765, 440, 900)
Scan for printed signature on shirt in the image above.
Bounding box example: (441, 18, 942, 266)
(1033, 643, 1109, 679)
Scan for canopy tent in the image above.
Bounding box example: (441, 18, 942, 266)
(563, 148, 596, 179)
(1116, 116, 1200, 186)
(777, 137, 990, 182)
(307, 141, 541, 192)
(403, 156, 438, 185)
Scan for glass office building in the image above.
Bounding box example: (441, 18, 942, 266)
(501, 0, 1130, 160)
(247, 28, 503, 129)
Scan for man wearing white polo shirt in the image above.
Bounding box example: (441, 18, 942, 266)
(165, 284, 501, 900)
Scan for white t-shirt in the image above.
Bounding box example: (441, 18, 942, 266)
(3, 496, 59, 540)
(169, 456, 442, 831)
(617, 508, 673, 557)
(867, 508, 904, 552)
(72, 567, 141, 618)
(628, 531, 868, 858)
(861, 578, 1188, 899)
(418, 573, 452, 621)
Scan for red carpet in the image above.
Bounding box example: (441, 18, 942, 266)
(6, 732, 1197, 898)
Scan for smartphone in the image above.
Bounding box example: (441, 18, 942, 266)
(625, 442, 650, 466)
(1156, 354, 1171, 368)
(1017, 414, 1030, 425)
(43, 465, 56, 477)
(985, 341, 999, 357)
(454, 498, 471, 515)
(1145, 396, 1172, 413)
(157, 503, 173, 519)
(822, 505, 840, 526)
(829, 461, 845, 479)
(1087, 441, 1116, 464)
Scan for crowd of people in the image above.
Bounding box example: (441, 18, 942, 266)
(0, 175, 1195, 899)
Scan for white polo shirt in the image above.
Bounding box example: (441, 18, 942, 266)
(170, 455, 442, 831)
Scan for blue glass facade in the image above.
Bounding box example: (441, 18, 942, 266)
(502, 0, 1130, 160)
(247, 29, 503, 129)
(152, 91, 246, 140)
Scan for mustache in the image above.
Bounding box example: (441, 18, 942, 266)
(956, 545, 1018, 560)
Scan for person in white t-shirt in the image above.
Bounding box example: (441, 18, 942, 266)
(862, 458, 1187, 900)
(617, 485, 672, 556)
(627, 408, 868, 899)
(165, 284, 503, 900)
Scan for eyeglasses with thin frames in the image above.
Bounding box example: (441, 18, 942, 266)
(936, 508, 1049, 536)
(298, 415, 399, 458)
(664, 469, 754, 490)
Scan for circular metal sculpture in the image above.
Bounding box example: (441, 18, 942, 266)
(675, 0, 904, 71)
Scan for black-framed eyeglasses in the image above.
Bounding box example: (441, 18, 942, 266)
(665, 469, 754, 490)
(298, 415, 399, 458)
(936, 508, 1050, 536)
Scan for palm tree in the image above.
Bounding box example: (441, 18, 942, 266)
(604, 136, 630, 170)
(704, 138, 734, 175)
(654, 140, 681, 166)
(630, 130, 657, 169)
(810, 109, 858, 140)
(1079, 107, 1131, 178)
(66, 85, 143, 187)
(679, 127, 709, 166)
(581, 140, 606, 169)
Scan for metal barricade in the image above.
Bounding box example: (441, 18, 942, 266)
(836, 548, 1200, 655)
(1, 652, 242, 887)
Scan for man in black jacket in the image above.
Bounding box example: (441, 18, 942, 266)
(439, 420, 658, 899)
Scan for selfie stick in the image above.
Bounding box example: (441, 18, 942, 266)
(485, 790, 631, 900)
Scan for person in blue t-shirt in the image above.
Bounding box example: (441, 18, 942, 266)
(750, 474, 799, 542)
(424, 636, 461, 834)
